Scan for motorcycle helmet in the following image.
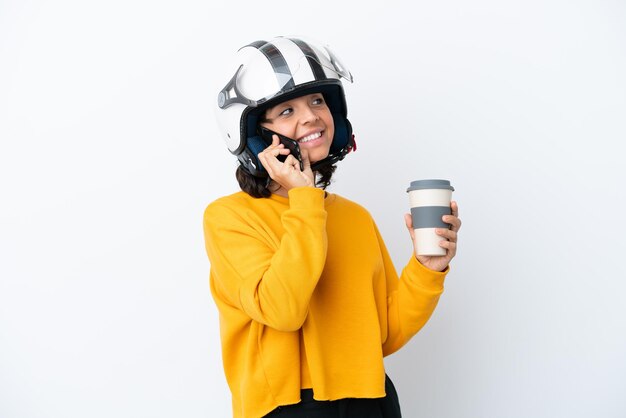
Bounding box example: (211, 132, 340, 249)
(215, 36, 355, 177)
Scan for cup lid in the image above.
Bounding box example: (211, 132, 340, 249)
(407, 179, 455, 192)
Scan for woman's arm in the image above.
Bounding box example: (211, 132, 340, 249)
(203, 187, 327, 331)
(381, 201, 461, 354)
(374, 222, 449, 356)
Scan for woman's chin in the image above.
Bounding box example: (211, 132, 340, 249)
(309, 155, 328, 166)
(306, 147, 332, 167)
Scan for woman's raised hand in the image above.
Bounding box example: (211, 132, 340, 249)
(404, 201, 462, 272)
(257, 134, 315, 191)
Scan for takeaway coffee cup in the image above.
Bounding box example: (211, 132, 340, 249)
(407, 179, 455, 256)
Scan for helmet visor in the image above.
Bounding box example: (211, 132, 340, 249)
(217, 38, 353, 110)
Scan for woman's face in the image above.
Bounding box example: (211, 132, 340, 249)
(260, 93, 335, 164)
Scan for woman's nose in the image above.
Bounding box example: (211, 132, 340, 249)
(299, 106, 319, 124)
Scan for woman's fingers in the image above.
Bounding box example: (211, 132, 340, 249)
(281, 155, 300, 172)
(447, 201, 462, 232)
(443, 215, 461, 232)
(258, 138, 291, 176)
(437, 201, 460, 258)
(263, 152, 288, 177)
(443, 200, 462, 232)
(439, 239, 457, 256)
(257, 133, 314, 189)
(436, 228, 457, 242)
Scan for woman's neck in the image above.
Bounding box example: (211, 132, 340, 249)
(272, 186, 289, 198)
(270, 182, 322, 198)
(269, 180, 289, 198)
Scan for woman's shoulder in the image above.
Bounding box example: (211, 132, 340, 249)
(330, 193, 374, 219)
(207, 190, 253, 207)
(204, 191, 256, 221)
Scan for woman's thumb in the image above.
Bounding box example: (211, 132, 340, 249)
(301, 149, 311, 170)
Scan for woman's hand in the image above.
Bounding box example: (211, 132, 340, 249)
(404, 201, 461, 272)
(257, 134, 315, 191)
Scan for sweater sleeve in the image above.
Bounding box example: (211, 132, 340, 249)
(376, 222, 448, 356)
(203, 187, 328, 332)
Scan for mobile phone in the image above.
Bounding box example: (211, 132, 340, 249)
(258, 126, 304, 171)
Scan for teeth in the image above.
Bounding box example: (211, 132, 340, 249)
(299, 132, 322, 143)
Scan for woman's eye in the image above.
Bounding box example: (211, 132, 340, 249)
(279, 107, 292, 116)
(312, 97, 324, 105)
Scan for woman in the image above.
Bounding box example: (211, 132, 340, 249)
(204, 36, 461, 418)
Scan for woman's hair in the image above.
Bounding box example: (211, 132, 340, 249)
(236, 163, 336, 199)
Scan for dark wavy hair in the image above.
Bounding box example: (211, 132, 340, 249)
(236, 163, 336, 198)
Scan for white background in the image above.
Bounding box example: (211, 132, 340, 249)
(1, 0, 625, 417)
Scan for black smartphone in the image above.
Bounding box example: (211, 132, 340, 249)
(258, 126, 304, 171)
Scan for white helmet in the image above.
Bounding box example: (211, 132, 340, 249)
(215, 36, 355, 177)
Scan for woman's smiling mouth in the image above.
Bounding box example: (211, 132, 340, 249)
(298, 131, 324, 144)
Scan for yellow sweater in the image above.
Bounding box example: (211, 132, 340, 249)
(203, 187, 448, 418)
